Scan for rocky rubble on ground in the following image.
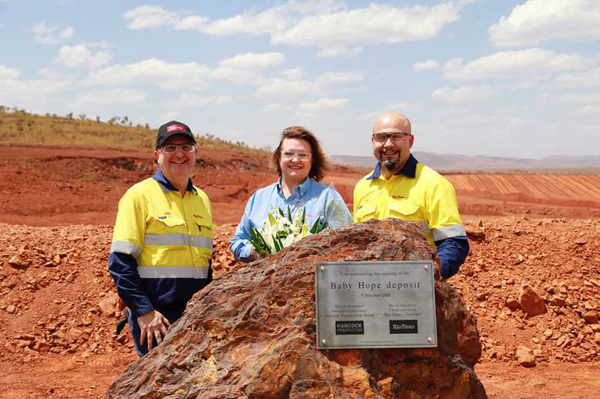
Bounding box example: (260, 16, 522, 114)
(0, 222, 239, 364)
(0, 217, 598, 370)
(456, 217, 600, 367)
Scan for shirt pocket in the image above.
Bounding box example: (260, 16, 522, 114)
(153, 216, 186, 232)
(196, 219, 215, 239)
(388, 202, 421, 221)
(355, 204, 377, 221)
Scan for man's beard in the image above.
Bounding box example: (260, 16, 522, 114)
(380, 149, 401, 171)
(382, 160, 398, 171)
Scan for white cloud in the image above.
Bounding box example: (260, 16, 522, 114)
(87, 59, 211, 90)
(37, 68, 75, 81)
(0, 66, 72, 105)
(122, 5, 208, 30)
(175, 15, 208, 31)
(317, 71, 363, 84)
(255, 70, 363, 98)
(443, 48, 588, 80)
(122, 2, 460, 58)
(489, 0, 600, 47)
(555, 67, 600, 88)
(32, 22, 74, 44)
(553, 93, 600, 116)
(558, 93, 600, 104)
(359, 103, 416, 121)
(576, 105, 600, 116)
(210, 52, 285, 84)
(413, 60, 440, 72)
(387, 102, 415, 112)
(73, 89, 145, 106)
(279, 67, 305, 80)
(54, 44, 112, 69)
(0, 64, 20, 80)
(176, 94, 235, 106)
(273, 3, 460, 48)
(0, 78, 71, 107)
(359, 111, 381, 121)
(317, 46, 362, 58)
(200, 6, 289, 36)
(297, 97, 348, 112)
(431, 85, 494, 102)
(88, 51, 286, 89)
(217, 52, 284, 70)
(161, 111, 181, 121)
(507, 117, 524, 128)
(260, 103, 293, 113)
(256, 78, 318, 98)
(197, 1, 344, 37)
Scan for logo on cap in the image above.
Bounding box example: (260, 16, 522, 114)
(167, 124, 186, 133)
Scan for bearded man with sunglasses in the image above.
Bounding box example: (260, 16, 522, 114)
(353, 112, 468, 279)
(108, 120, 213, 356)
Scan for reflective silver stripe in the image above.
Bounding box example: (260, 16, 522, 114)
(144, 233, 212, 249)
(432, 225, 467, 241)
(111, 241, 142, 258)
(138, 266, 210, 279)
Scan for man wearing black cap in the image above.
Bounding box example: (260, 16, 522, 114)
(108, 121, 214, 356)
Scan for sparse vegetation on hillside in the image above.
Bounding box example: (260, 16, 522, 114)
(0, 106, 268, 154)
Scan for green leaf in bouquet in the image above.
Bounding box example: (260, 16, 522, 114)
(310, 216, 328, 234)
(301, 207, 306, 225)
(287, 206, 292, 222)
(272, 235, 281, 252)
(278, 208, 285, 218)
(250, 227, 271, 253)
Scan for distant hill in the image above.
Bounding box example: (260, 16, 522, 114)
(330, 152, 600, 172)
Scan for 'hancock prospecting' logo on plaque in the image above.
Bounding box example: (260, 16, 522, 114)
(389, 320, 418, 334)
(335, 321, 364, 335)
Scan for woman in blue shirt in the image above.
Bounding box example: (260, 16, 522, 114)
(230, 126, 353, 261)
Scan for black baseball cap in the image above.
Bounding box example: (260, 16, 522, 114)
(156, 120, 196, 149)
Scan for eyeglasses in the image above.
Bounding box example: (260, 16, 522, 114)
(281, 151, 311, 161)
(372, 132, 411, 144)
(160, 144, 196, 153)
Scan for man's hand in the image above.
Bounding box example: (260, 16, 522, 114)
(138, 309, 171, 351)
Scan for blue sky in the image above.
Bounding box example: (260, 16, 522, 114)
(1, 0, 599, 159)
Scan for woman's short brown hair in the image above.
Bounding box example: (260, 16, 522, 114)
(272, 126, 330, 182)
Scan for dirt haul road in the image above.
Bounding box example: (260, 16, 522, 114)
(0, 145, 599, 399)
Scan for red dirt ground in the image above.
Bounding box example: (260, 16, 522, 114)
(0, 144, 599, 398)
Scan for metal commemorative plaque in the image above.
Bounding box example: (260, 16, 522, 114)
(315, 261, 437, 349)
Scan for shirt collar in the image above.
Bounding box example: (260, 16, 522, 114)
(276, 176, 312, 197)
(152, 168, 197, 194)
(366, 154, 418, 180)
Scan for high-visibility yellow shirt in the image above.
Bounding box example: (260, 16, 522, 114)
(353, 158, 466, 247)
(111, 176, 213, 279)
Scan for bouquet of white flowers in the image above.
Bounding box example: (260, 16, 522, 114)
(248, 206, 327, 257)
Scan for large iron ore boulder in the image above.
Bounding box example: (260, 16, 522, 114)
(108, 219, 486, 398)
